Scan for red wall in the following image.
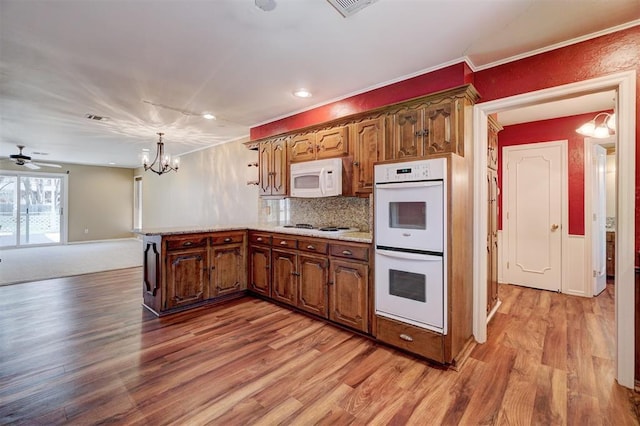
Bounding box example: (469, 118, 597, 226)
(250, 62, 473, 140)
(249, 25, 640, 252)
(496, 112, 607, 235)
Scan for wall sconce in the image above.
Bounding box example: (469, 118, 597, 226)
(576, 112, 616, 138)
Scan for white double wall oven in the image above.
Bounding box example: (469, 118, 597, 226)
(374, 158, 447, 334)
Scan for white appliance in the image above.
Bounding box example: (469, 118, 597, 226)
(374, 158, 447, 333)
(290, 158, 342, 198)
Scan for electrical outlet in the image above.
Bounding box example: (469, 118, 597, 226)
(84, 228, 89, 234)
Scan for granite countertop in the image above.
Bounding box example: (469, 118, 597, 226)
(134, 224, 373, 244)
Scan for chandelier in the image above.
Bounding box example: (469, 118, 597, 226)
(576, 112, 616, 139)
(141, 132, 180, 176)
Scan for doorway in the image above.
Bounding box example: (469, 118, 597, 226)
(473, 71, 636, 388)
(585, 136, 616, 297)
(0, 172, 68, 247)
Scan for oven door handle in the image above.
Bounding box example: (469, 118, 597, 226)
(375, 181, 442, 190)
(376, 249, 442, 261)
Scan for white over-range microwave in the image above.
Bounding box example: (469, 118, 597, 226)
(290, 158, 342, 198)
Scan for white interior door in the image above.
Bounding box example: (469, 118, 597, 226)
(504, 142, 565, 292)
(592, 144, 607, 295)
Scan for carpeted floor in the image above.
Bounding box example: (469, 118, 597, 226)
(0, 239, 143, 286)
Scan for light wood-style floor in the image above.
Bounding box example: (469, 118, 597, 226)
(1, 268, 638, 425)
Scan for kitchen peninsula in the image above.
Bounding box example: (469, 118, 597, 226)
(137, 224, 373, 334)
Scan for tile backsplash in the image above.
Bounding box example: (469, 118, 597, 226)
(259, 196, 371, 232)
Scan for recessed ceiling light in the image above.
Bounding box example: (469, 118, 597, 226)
(255, 0, 276, 11)
(202, 113, 216, 120)
(108, 162, 116, 165)
(293, 89, 312, 98)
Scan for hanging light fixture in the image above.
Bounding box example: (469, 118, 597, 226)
(141, 132, 180, 175)
(576, 112, 616, 138)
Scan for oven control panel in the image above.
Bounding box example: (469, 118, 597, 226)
(375, 158, 446, 183)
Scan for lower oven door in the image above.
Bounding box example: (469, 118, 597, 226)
(375, 248, 445, 334)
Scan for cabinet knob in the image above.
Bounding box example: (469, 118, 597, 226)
(257, 237, 263, 242)
(353, 161, 360, 166)
(291, 271, 300, 276)
(342, 250, 352, 256)
(183, 241, 193, 247)
(399, 333, 414, 342)
(280, 241, 288, 245)
(307, 245, 316, 250)
(223, 238, 232, 243)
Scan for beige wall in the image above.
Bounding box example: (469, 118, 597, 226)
(0, 160, 134, 242)
(137, 138, 259, 229)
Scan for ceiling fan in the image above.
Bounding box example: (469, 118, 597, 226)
(9, 145, 62, 170)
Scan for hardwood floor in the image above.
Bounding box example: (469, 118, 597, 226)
(1, 269, 638, 425)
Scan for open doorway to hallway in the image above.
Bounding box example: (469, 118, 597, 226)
(473, 70, 635, 388)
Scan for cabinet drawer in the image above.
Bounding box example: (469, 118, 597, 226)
(210, 232, 245, 245)
(249, 232, 272, 246)
(298, 239, 328, 254)
(273, 235, 297, 249)
(165, 235, 208, 251)
(376, 316, 445, 363)
(329, 243, 369, 261)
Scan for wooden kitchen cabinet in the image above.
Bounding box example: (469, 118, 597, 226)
(384, 105, 424, 160)
(328, 242, 370, 333)
(351, 117, 383, 195)
(258, 137, 288, 197)
(165, 247, 208, 310)
(249, 242, 271, 297)
(383, 89, 475, 161)
(209, 233, 246, 298)
(329, 258, 369, 333)
(142, 231, 249, 315)
(247, 232, 369, 330)
(297, 253, 329, 317)
(271, 249, 298, 306)
(606, 232, 615, 277)
(288, 132, 316, 163)
(289, 126, 349, 163)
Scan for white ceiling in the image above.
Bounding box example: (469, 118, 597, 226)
(1, 0, 638, 168)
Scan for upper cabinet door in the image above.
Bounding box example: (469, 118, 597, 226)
(258, 137, 288, 197)
(425, 99, 457, 156)
(316, 126, 349, 159)
(385, 106, 424, 160)
(271, 138, 288, 196)
(258, 141, 273, 196)
(289, 133, 317, 163)
(352, 117, 383, 194)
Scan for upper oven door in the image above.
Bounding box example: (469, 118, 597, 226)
(375, 180, 444, 253)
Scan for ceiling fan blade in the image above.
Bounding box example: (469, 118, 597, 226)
(24, 162, 41, 170)
(32, 162, 62, 168)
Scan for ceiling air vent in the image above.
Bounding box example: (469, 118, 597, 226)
(85, 113, 109, 121)
(326, 0, 378, 17)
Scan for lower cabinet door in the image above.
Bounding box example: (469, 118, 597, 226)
(271, 249, 298, 306)
(165, 249, 208, 309)
(249, 245, 271, 297)
(297, 253, 329, 317)
(329, 259, 369, 332)
(211, 243, 246, 297)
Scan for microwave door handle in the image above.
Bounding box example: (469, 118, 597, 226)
(376, 248, 441, 261)
(376, 181, 442, 190)
(320, 167, 326, 195)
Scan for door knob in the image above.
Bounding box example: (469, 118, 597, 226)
(551, 224, 559, 231)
